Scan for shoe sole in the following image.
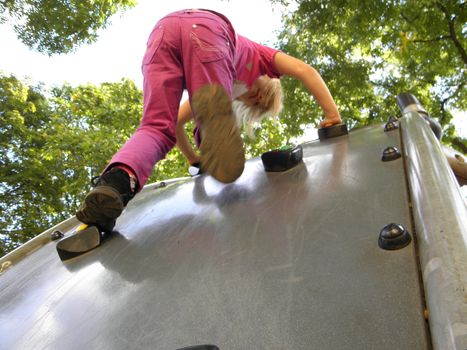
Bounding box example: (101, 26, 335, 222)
(192, 84, 245, 183)
(76, 186, 124, 225)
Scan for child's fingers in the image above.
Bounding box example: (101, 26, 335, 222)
(320, 120, 339, 128)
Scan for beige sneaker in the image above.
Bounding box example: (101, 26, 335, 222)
(192, 84, 245, 183)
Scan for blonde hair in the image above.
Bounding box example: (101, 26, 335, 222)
(233, 76, 283, 138)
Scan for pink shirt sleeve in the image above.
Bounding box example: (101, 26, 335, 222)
(235, 35, 282, 88)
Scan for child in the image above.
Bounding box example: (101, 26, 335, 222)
(76, 9, 341, 233)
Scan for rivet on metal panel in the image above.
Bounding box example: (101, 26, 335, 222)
(384, 116, 399, 132)
(423, 309, 429, 320)
(51, 230, 64, 241)
(378, 223, 412, 250)
(381, 146, 401, 161)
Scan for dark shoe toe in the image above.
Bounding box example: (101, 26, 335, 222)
(76, 186, 124, 228)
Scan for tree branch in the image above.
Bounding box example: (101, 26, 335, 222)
(400, 12, 420, 25)
(413, 35, 450, 43)
(439, 80, 465, 124)
(452, 137, 467, 154)
(436, 2, 467, 65)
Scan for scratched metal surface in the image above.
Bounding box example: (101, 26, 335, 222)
(0, 125, 430, 349)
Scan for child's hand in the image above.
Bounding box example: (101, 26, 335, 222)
(319, 115, 342, 128)
(189, 154, 201, 166)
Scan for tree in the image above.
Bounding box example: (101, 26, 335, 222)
(0, 74, 53, 254)
(1, 0, 136, 54)
(272, 0, 466, 152)
(0, 75, 144, 256)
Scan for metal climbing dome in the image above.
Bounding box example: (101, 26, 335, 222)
(1, 94, 466, 350)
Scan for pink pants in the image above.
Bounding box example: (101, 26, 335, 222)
(107, 10, 237, 189)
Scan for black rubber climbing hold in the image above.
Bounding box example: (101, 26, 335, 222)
(261, 144, 303, 172)
(318, 123, 348, 140)
(176, 346, 220, 350)
(378, 223, 412, 250)
(189, 163, 202, 176)
(56, 225, 101, 261)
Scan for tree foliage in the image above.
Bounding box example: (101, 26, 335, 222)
(273, 0, 466, 152)
(1, 0, 136, 54)
(0, 75, 142, 255)
(1, 75, 52, 254)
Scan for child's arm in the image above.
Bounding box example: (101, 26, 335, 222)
(176, 100, 201, 165)
(273, 52, 341, 128)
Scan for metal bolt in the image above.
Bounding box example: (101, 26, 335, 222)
(51, 230, 64, 241)
(382, 146, 401, 161)
(378, 223, 412, 250)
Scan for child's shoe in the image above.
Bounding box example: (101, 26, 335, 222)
(192, 84, 245, 183)
(76, 167, 135, 233)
